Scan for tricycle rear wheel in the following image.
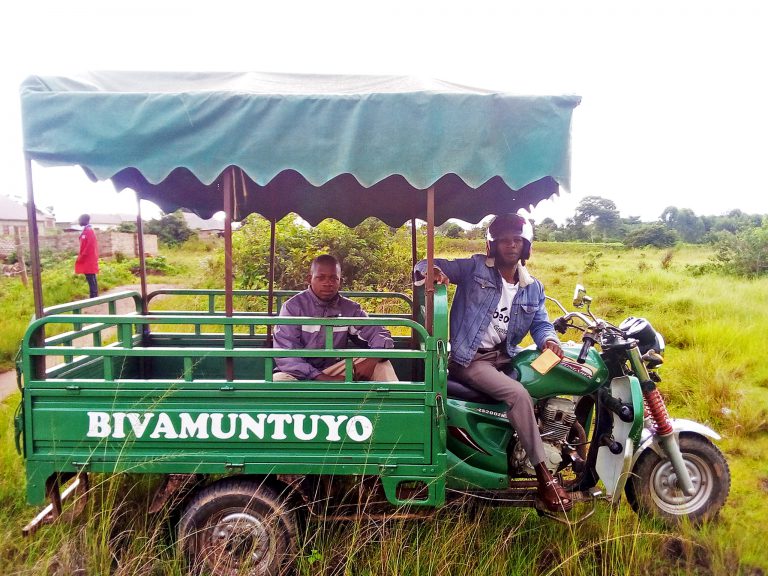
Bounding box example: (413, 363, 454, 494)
(178, 478, 297, 576)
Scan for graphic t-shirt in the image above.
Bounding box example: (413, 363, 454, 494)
(478, 277, 519, 349)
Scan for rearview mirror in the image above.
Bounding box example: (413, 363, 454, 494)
(573, 284, 588, 308)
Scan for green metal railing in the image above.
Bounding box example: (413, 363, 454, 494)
(146, 288, 413, 313)
(38, 291, 143, 365)
(24, 314, 433, 384)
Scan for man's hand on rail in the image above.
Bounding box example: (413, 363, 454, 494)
(432, 268, 450, 285)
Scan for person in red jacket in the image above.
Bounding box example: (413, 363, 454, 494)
(75, 214, 99, 297)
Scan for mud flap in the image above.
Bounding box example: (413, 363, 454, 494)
(595, 376, 643, 502)
(22, 473, 90, 536)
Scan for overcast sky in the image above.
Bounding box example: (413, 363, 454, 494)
(2, 1, 766, 225)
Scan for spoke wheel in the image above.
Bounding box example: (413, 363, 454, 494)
(178, 479, 297, 576)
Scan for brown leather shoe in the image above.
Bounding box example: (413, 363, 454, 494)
(534, 462, 573, 513)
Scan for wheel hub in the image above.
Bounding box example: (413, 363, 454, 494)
(651, 454, 712, 514)
(209, 512, 271, 569)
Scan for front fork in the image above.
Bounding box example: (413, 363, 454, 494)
(627, 346, 695, 496)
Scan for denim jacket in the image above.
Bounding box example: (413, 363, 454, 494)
(415, 254, 557, 367)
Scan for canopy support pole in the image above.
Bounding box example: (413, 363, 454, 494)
(410, 219, 419, 354)
(410, 219, 417, 319)
(135, 195, 148, 315)
(410, 218, 420, 379)
(24, 155, 46, 379)
(425, 187, 435, 336)
(24, 156, 44, 321)
(266, 218, 277, 346)
(223, 168, 235, 381)
(135, 194, 150, 376)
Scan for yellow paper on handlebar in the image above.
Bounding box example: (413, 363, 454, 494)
(531, 349, 561, 375)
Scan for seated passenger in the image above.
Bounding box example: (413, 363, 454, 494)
(273, 254, 398, 382)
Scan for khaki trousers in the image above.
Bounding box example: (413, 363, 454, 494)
(449, 349, 544, 465)
(273, 358, 399, 382)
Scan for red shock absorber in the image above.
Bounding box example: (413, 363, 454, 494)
(644, 388, 673, 435)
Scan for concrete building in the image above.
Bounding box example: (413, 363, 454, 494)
(0, 195, 56, 236)
(57, 213, 137, 231)
(182, 211, 226, 239)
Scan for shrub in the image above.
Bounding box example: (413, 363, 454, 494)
(710, 220, 768, 277)
(144, 210, 195, 246)
(661, 250, 674, 270)
(583, 251, 603, 272)
(232, 215, 412, 291)
(128, 255, 175, 276)
(624, 224, 678, 248)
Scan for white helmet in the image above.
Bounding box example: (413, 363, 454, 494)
(486, 213, 534, 262)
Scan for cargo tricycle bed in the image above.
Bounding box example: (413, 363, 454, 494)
(16, 72, 580, 574)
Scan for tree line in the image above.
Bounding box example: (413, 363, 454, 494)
(140, 201, 768, 281)
(437, 196, 766, 248)
(438, 196, 768, 277)
(534, 196, 766, 248)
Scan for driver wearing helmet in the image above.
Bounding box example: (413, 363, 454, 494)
(414, 213, 572, 513)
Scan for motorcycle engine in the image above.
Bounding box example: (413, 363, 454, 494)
(509, 396, 578, 475)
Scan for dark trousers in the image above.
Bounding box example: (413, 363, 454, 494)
(449, 349, 545, 465)
(85, 274, 98, 298)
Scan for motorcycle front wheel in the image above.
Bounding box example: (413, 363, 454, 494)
(625, 433, 730, 526)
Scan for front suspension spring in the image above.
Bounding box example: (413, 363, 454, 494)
(644, 389, 673, 435)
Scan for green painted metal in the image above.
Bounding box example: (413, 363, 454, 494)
(19, 290, 447, 507)
(446, 451, 509, 490)
(445, 397, 511, 484)
(146, 289, 414, 320)
(627, 375, 645, 446)
(514, 345, 609, 399)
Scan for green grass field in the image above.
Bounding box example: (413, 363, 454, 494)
(1, 240, 766, 575)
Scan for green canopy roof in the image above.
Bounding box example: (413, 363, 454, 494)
(21, 72, 580, 226)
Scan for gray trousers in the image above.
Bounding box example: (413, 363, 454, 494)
(449, 349, 544, 465)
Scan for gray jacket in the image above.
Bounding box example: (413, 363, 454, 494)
(273, 289, 394, 379)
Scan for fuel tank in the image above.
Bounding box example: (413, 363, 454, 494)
(512, 345, 608, 399)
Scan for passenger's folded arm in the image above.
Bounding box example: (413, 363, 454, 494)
(272, 318, 321, 380)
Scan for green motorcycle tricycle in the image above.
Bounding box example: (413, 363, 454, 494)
(14, 72, 728, 575)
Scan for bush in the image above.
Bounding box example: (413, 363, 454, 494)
(144, 210, 195, 246)
(710, 220, 768, 277)
(624, 224, 678, 248)
(128, 255, 176, 276)
(583, 251, 603, 272)
(232, 215, 412, 291)
(661, 250, 674, 270)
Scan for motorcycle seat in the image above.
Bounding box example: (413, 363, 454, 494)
(446, 378, 496, 404)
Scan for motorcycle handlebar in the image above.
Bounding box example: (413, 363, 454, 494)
(552, 317, 569, 334)
(556, 311, 598, 329)
(577, 335, 595, 364)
